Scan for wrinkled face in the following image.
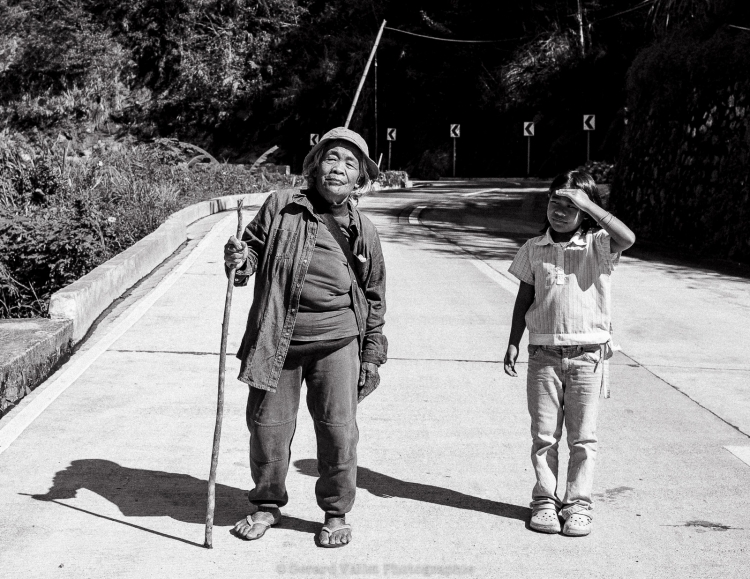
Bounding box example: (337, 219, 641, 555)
(547, 191, 585, 233)
(315, 141, 362, 204)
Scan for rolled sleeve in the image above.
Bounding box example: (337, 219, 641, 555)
(594, 230, 620, 272)
(224, 192, 280, 286)
(226, 260, 253, 287)
(359, 221, 388, 366)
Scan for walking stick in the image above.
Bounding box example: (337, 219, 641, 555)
(205, 199, 244, 549)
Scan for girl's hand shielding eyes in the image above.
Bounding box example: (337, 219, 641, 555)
(554, 188, 594, 212)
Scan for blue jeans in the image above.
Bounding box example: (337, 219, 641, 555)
(245, 337, 360, 517)
(527, 344, 603, 517)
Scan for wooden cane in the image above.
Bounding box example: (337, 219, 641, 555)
(205, 198, 245, 549)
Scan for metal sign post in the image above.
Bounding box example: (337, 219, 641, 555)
(583, 115, 595, 162)
(450, 124, 460, 177)
(386, 128, 396, 170)
(524, 122, 534, 176)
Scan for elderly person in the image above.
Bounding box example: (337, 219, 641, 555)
(223, 127, 387, 547)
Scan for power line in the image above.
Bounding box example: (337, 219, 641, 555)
(589, 0, 655, 24)
(384, 26, 522, 44)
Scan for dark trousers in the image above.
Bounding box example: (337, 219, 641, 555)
(246, 337, 359, 517)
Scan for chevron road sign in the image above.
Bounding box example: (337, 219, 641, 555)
(583, 115, 595, 131)
(387, 128, 397, 141)
(450, 124, 461, 138)
(524, 122, 535, 136)
(309, 134, 320, 146)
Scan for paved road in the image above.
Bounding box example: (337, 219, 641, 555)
(1, 180, 749, 578)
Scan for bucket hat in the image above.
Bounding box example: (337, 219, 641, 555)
(304, 127, 379, 180)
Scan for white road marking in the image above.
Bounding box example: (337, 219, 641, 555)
(409, 205, 426, 224)
(462, 187, 546, 197)
(496, 187, 547, 192)
(409, 203, 519, 295)
(461, 188, 499, 197)
(724, 446, 750, 468)
(470, 259, 519, 296)
(0, 212, 238, 457)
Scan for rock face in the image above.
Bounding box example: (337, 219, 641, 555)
(0, 319, 73, 417)
(614, 31, 750, 261)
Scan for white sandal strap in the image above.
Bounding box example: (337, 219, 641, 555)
(321, 523, 352, 534)
(246, 515, 273, 528)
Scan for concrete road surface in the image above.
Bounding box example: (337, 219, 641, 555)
(1, 180, 749, 578)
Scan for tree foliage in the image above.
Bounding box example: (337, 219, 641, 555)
(0, 1, 745, 175)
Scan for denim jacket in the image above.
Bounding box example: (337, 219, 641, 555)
(232, 188, 387, 392)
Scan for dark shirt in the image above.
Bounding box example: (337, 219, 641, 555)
(293, 193, 358, 341)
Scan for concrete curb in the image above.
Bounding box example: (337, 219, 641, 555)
(0, 191, 269, 416)
(49, 192, 269, 342)
(0, 319, 73, 415)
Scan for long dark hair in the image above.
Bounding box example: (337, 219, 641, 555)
(542, 170, 604, 234)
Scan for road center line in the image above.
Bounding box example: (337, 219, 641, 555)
(461, 188, 499, 197)
(409, 205, 426, 224)
(0, 212, 239, 457)
(408, 202, 519, 294)
(470, 259, 519, 295)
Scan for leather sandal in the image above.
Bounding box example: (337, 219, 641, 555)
(234, 513, 278, 541)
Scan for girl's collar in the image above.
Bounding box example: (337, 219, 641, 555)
(537, 227, 587, 246)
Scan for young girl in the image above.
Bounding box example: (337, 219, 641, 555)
(504, 170, 635, 537)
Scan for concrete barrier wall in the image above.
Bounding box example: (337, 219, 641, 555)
(48, 192, 268, 342)
(0, 319, 73, 415)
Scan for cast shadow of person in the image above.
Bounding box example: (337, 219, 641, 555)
(293, 459, 529, 522)
(29, 459, 318, 538)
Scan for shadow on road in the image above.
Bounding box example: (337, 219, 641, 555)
(293, 459, 529, 522)
(27, 459, 318, 541)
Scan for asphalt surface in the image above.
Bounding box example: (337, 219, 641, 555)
(1, 179, 749, 578)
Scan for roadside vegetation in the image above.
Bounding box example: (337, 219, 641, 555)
(0, 132, 294, 318)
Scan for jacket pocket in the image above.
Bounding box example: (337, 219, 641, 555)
(269, 228, 295, 261)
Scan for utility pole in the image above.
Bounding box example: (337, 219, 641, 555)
(345, 20, 387, 129)
(374, 49, 378, 161)
(576, 0, 586, 55)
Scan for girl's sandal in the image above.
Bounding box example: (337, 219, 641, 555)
(562, 512, 593, 537)
(530, 506, 561, 533)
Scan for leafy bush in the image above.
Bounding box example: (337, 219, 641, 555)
(0, 132, 296, 318)
(576, 160, 615, 184)
(375, 170, 409, 189)
(408, 149, 451, 180)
